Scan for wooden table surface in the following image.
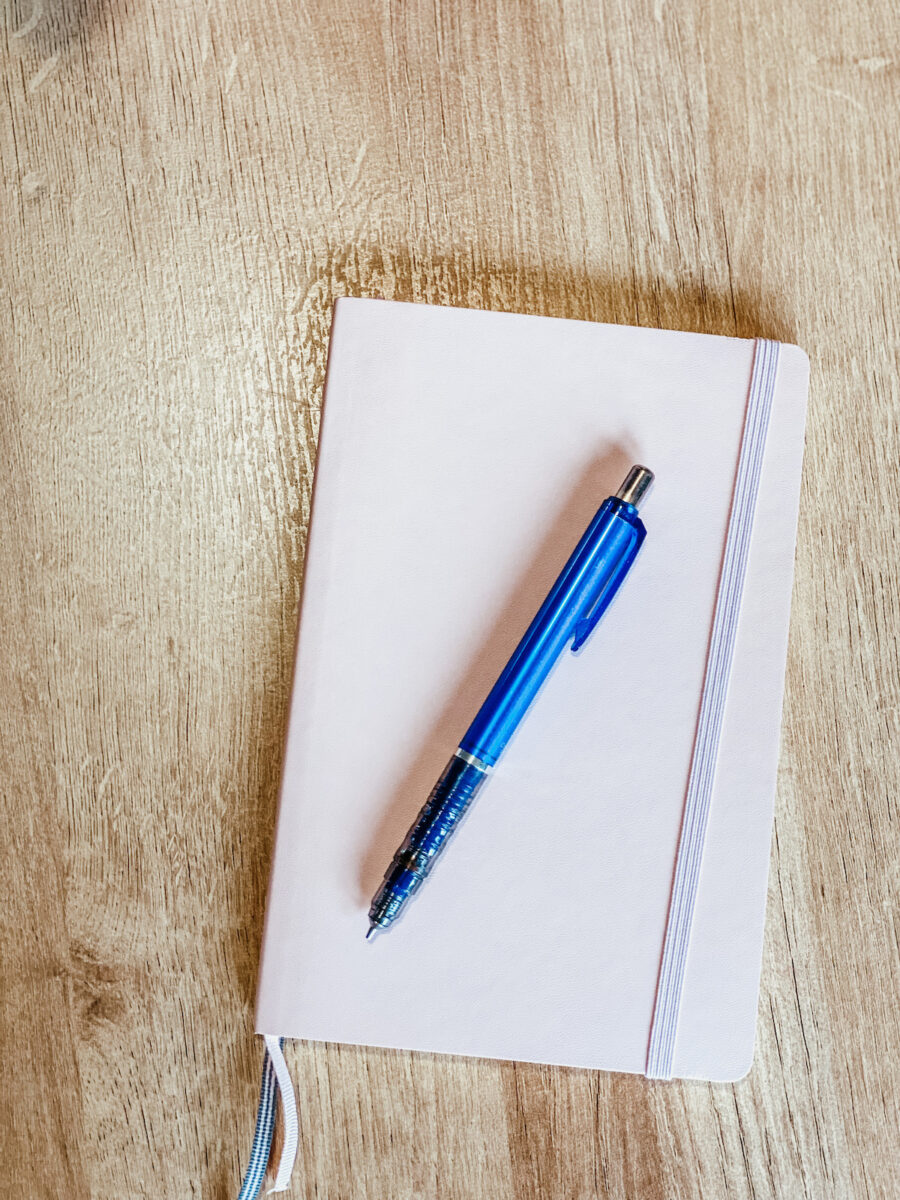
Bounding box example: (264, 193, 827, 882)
(2, 0, 897, 1196)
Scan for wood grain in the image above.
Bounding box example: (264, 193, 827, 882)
(1, 0, 897, 1196)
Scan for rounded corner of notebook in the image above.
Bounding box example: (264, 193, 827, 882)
(778, 342, 811, 382)
(709, 1036, 757, 1084)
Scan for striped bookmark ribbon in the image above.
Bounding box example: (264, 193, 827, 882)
(645, 338, 781, 1081)
(237, 1036, 299, 1198)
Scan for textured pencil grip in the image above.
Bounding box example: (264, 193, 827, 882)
(368, 755, 489, 929)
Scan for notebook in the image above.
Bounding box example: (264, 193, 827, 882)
(256, 297, 808, 1083)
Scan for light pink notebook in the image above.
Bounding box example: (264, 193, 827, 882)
(256, 298, 808, 1082)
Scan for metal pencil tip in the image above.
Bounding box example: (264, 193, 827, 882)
(366, 924, 378, 940)
(615, 465, 654, 509)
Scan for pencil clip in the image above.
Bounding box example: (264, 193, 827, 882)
(571, 540, 641, 653)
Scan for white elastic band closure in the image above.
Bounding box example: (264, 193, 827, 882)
(263, 1035, 299, 1193)
(645, 338, 781, 1080)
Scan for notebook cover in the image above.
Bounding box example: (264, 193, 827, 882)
(255, 298, 808, 1081)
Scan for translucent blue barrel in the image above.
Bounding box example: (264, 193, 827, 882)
(459, 496, 645, 766)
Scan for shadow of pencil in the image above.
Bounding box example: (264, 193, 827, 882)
(355, 441, 636, 906)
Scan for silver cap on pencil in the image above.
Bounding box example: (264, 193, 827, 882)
(615, 465, 654, 509)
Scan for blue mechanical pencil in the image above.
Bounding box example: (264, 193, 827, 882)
(367, 464, 654, 937)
